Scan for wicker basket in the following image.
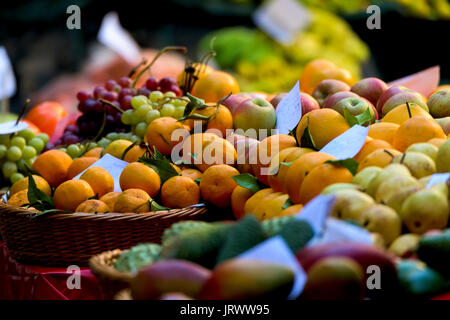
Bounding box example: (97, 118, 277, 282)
(0, 200, 207, 267)
(89, 249, 133, 299)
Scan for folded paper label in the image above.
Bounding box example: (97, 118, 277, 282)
(73, 154, 129, 192)
(295, 194, 336, 234)
(426, 173, 450, 188)
(320, 125, 368, 160)
(239, 236, 307, 299)
(0, 121, 28, 135)
(0, 46, 16, 100)
(275, 81, 302, 135)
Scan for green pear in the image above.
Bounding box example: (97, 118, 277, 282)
(385, 185, 421, 214)
(418, 175, 431, 188)
(391, 152, 436, 179)
(406, 143, 438, 161)
(436, 139, 450, 173)
(401, 189, 449, 234)
(330, 189, 375, 223)
(371, 232, 386, 249)
(375, 174, 420, 204)
(360, 205, 402, 245)
(322, 183, 362, 195)
(388, 234, 420, 258)
(352, 166, 382, 192)
(366, 164, 411, 197)
(430, 181, 449, 199)
(435, 117, 450, 135)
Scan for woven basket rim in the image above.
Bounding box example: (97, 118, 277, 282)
(89, 249, 134, 283)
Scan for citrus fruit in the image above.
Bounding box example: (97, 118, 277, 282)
(114, 189, 151, 213)
(53, 179, 95, 211)
(75, 200, 110, 213)
(161, 176, 200, 208)
(10, 175, 51, 196)
(199, 164, 239, 208)
(67, 157, 98, 179)
(32, 150, 73, 187)
(119, 162, 161, 198)
(80, 167, 115, 198)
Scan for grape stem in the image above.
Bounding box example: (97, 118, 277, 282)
(131, 46, 187, 89)
(99, 98, 125, 114)
(128, 57, 148, 78)
(156, 96, 189, 110)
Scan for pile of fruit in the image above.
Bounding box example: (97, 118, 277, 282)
(2, 53, 450, 300)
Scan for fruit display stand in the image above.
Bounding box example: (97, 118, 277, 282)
(0, 200, 207, 267)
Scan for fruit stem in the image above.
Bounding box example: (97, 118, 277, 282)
(14, 98, 31, 126)
(406, 101, 412, 118)
(128, 57, 148, 78)
(400, 153, 406, 164)
(99, 98, 125, 114)
(92, 111, 107, 142)
(132, 46, 187, 89)
(384, 149, 395, 159)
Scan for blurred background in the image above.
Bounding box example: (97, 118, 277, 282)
(1, 0, 450, 114)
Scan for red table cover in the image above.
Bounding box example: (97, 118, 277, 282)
(0, 241, 102, 300)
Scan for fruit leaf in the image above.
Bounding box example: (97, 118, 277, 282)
(88, 194, 99, 200)
(194, 177, 201, 185)
(282, 198, 294, 210)
(183, 93, 207, 117)
(325, 158, 359, 175)
(138, 147, 180, 183)
(27, 209, 72, 219)
(150, 200, 171, 212)
(232, 173, 260, 194)
(26, 175, 55, 211)
(300, 117, 317, 150)
(344, 107, 372, 127)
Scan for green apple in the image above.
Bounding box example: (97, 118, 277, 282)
(352, 166, 382, 192)
(401, 189, 449, 234)
(233, 98, 276, 139)
(375, 174, 420, 204)
(406, 143, 438, 161)
(360, 204, 402, 245)
(427, 89, 450, 118)
(333, 97, 375, 125)
(391, 152, 436, 179)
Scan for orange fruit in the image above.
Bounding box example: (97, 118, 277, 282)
(199, 164, 239, 208)
(75, 199, 110, 213)
(177, 63, 214, 86)
(180, 168, 202, 181)
(7, 189, 30, 207)
(279, 204, 303, 217)
(296, 108, 350, 150)
(381, 103, 433, 125)
(181, 132, 237, 172)
(428, 138, 447, 148)
(80, 167, 115, 198)
(251, 192, 290, 221)
(84, 147, 103, 158)
(103, 139, 133, 159)
(286, 152, 336, 204)
(161, 176, 200, 209)
(67, 157, 98, 179)
(244, 188, 274, 214)
(123, 145, 146, 163)
(99, 191, 121, 211)
(357, 148, 401, 172)
(299, 163, 353, 204)
(184, 104, 233, 138)
(368, 122, 400, 145)
(10, 175, 51, 196)
(32, 150, 73, 187)
(267, 147, 314, 192)
(300, 59, 354, 95)
(53, 179, 95, 211)
(354, 139, 392, 163)
(191, 70, 240, 103)
(119, 162, 161, 198)
(145, 117, 189, 156)
(393, 116, 446, 152)
(114, 189, 151, 213)
(231, 186, 255, 220)
(250, 134, 297, 185)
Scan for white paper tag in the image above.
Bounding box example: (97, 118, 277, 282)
(0, 120, 27, 135)
(73, 153, 129, 192)
(426, 173, 450, 188)
(0, 46, 16, 100)
(239, 236, 307, 299)
(307, 218, 373, 247)
(253, 0, 311, 44)
(295, 194, 336, 234)
(97, 12, 141, 64)
(275, 81, 302, 135)
(320, 125, 368, 160)
(1, 191, 8, 204)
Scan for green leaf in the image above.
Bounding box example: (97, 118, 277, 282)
(300, 117, 317, 150)
(194, 177, 201, 185)
(232, 173, 260, 194)
(183, 93, 207, 117)
(344, 107, 373, 127)
(26, 175, 54, 211)
(138, 147, 180, 183)
(325, 158, 359, 175)
(88, 194, 99, 200)
(28, 209, 72, 219)
(282, 198, 294, 210)
(150, 200, 171, 212)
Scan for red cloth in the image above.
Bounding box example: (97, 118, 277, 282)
(0, 241, 101, 300)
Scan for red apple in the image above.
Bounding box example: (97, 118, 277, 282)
(300, 92, 320, 115)
(323, 91, 359, 109)
(270, 93, 287, 109)
(381, 91, 428, 116)
(351, 77, 388, 106)
(222, 93, 252, 115)
(312, 79, 350, 107)
(427, 89, 450, 118)
(376, 85, 413, 114)
(234, 98, 277, 139)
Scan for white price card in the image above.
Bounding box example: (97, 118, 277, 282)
(253, 0, 311, 44)
(426, 173, 450, 188)
(98, 12, 141, 64)
(307, 217, 373, 247)
(320, 125, 368, 160)
(239, 236, 307, 299)
(73, 153, 129, 192)
(0, 120, 28, 135)
(0, 46, 16, 100)
(275, 81, 302, 135)
(295, 194, 336, 234)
